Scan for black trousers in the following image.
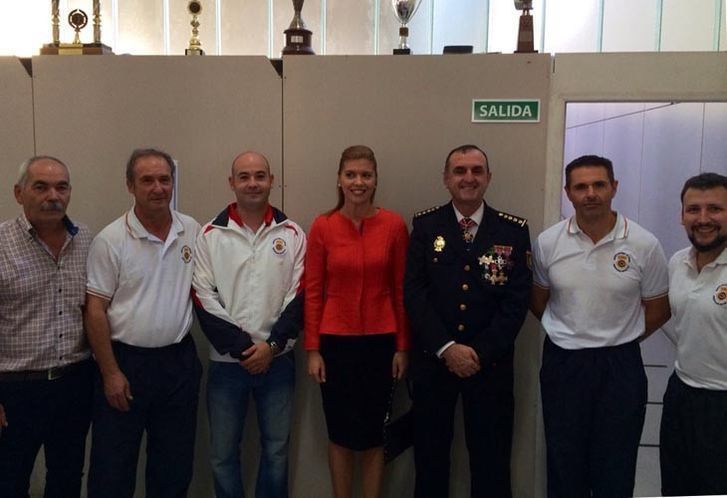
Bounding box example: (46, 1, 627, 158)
(540, 337, 646, 498)
(412, 353, 514, 498)
(660, 373, 727, 496)
(0, 360, 93, 498)
(87, 335, 202, 498)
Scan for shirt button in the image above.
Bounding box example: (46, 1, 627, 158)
(58, 288, 62, 293)
(462, 284, 469, 291)
(59, 334, 63, 338)
(464, 265, 471, 271)
(457, 324, 465, 332)
(459, 304, 467, 311)
(58, 311, 63, 315)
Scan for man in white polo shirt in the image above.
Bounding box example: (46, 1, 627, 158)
(530, 155, 670, 498)
(192, 150, 305, 498)
(84, 148, 202, 498)
(660, 172, 727, 496)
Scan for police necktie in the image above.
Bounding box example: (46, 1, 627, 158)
(459, 217, 476, 245)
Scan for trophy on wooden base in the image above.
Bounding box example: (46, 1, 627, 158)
(185, 0, 205, 55)
(41, 0, 113, 55)
(282, 0, 315, 55)
(514, 0, 537, 53)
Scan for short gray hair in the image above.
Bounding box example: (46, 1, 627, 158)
(16, 156, 70, 187)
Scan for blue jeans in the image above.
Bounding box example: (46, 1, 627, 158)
(207, 354, 295, 498)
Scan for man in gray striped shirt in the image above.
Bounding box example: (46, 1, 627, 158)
(0, 156, 93, 498)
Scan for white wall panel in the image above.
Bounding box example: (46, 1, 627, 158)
(661, 0, 717, 51)
(702, 102, 727, 174)
(640, 103, 702, 258)
(219, 0, 269, 55)
(431, 0, 488, 53)
(641, 404, 661, 446)
(543, 0, 600, 53)
(635, 446, 661, 497)
(325, 0, 375, 54)
(645, 366, 671, 403)
(604, 111, 644, 222)
(116, 0, 164, 54)
(565, 102, 605, 128)
(602, 0, 658, 52)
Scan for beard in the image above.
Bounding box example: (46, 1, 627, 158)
(688, 231, 726, 253)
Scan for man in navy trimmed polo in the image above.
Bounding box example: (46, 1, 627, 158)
(85, 148, 202, 498)
(531, 155, 671, 498)
(660, 172, 727, 496)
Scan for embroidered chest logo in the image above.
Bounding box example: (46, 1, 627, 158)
(714, 284, 727, 305)
(272, 237, 287, 255)
(613, 252, 630, 272)
(479, 245, 514, 285)
(180, 245, 193, 263)
(433, 235, 445, 252)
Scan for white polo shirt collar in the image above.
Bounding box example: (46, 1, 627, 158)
(567, 212, 629, 242)
(125, 206, 186, 249)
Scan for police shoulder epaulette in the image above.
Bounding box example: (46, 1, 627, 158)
(414, 205, 444, 218)
(497, 210, 528, 227)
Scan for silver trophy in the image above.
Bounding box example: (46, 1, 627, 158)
(392, 0, 422, 54)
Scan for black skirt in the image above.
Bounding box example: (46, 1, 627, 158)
(319, 333, 395, 450)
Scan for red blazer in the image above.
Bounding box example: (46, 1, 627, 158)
(304, 208, 410, 351)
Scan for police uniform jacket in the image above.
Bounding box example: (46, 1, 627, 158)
(404, 202, 532, 371)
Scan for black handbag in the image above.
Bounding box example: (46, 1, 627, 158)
(383, 379, 414, 464)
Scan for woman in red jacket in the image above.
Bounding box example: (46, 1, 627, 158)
(305, 145, 410, 498)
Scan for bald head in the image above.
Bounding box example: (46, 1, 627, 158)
(231, 151, 270, 176)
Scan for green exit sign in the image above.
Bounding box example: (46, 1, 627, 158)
(472, 99, 540, 123)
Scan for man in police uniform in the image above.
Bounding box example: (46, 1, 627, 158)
(660, 172, 727, 496)
(404, 144, 531, 498)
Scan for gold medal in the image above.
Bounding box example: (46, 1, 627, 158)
(433, 236, 445, 252)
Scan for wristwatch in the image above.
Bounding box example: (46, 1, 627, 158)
(267, 340, 281, 356)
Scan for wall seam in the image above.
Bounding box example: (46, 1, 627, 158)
(655, 0, 663, 51)
(714, 0, 723, 50)
(162, 0, 170, 55)
(374, 0, 380, 55)
(215, 0, 222, 55)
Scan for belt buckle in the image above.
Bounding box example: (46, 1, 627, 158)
(47, 367, 62, 380)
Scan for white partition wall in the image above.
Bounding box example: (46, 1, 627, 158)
(283, 53, 551, 498)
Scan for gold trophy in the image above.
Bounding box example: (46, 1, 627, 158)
(282, 0, 314, 55)
(185, 0, 204, 55)
(41, 0, 113, 55)
(514, 0, 537, 53)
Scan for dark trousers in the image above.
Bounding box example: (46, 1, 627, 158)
(0, 360, 93, 498)
(412, 354, 514, 498)
(87, 335, 202, 498)
(660, 373, 727, 496)
(540, 337, 646, 498)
